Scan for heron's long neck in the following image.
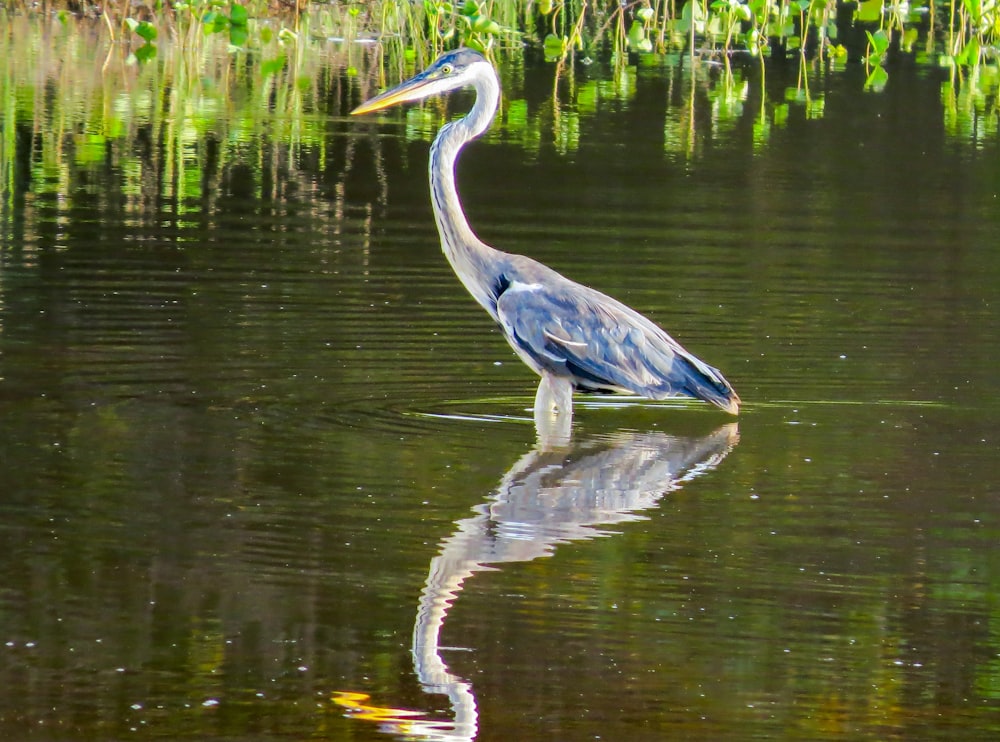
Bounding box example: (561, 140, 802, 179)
(429, 73, 503, 313)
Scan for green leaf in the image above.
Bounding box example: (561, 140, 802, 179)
(126, 18, 158, 42)
(139, 22, 158, 42)
(543, 33, 566, 59)
(627, 20, 647, 50)
(471, 14, 494, 32)
(747, 0, 769, 22)
(677, 0, 707, 33)
(538, 0, 554, 13)
(229, 3, 248, 27)
(856, 0, 883, 22)
(874, 29, 890, 54)
(636, 7, 655, 21)
(865, 28, 890, 56)
(962, 0, 981, 23)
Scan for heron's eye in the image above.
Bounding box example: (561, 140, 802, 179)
(441, 64, 454, 75)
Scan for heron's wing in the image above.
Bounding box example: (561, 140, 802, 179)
(496, 279, 737, 410)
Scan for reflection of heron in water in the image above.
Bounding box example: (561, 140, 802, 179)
(335, 424, 738, 740)
(352, 49, 740, 434)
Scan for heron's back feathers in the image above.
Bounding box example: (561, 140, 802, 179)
(494, 260, 740, 415)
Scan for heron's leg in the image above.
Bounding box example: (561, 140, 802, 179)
(534, 373, 573, 416)
(533, 374, 573, 449)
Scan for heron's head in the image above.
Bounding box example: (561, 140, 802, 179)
(351, 48, 493, 115)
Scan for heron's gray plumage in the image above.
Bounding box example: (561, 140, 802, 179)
(352, 48, 741, 426)
(495, 268, 737, 409)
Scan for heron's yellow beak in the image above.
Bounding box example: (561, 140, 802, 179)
(350, 73, 437, 116)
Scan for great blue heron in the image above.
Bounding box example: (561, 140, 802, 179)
(352, 48, 740, 424)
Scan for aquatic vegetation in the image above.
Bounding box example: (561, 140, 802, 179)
(0, 0, 997, 224)
(3, 0, 996, 70)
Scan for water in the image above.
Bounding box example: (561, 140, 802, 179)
(1, 35, 999, 740)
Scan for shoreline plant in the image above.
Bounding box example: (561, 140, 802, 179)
(1, 0, 997, 71)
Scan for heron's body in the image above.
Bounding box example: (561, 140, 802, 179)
(352, 49, 740, 422)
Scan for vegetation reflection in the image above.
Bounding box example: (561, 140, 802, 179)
(3, 5, 999, 244)
(3, 0, 1000, 239)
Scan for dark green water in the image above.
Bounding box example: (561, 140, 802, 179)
(1, 44, 999, 741)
